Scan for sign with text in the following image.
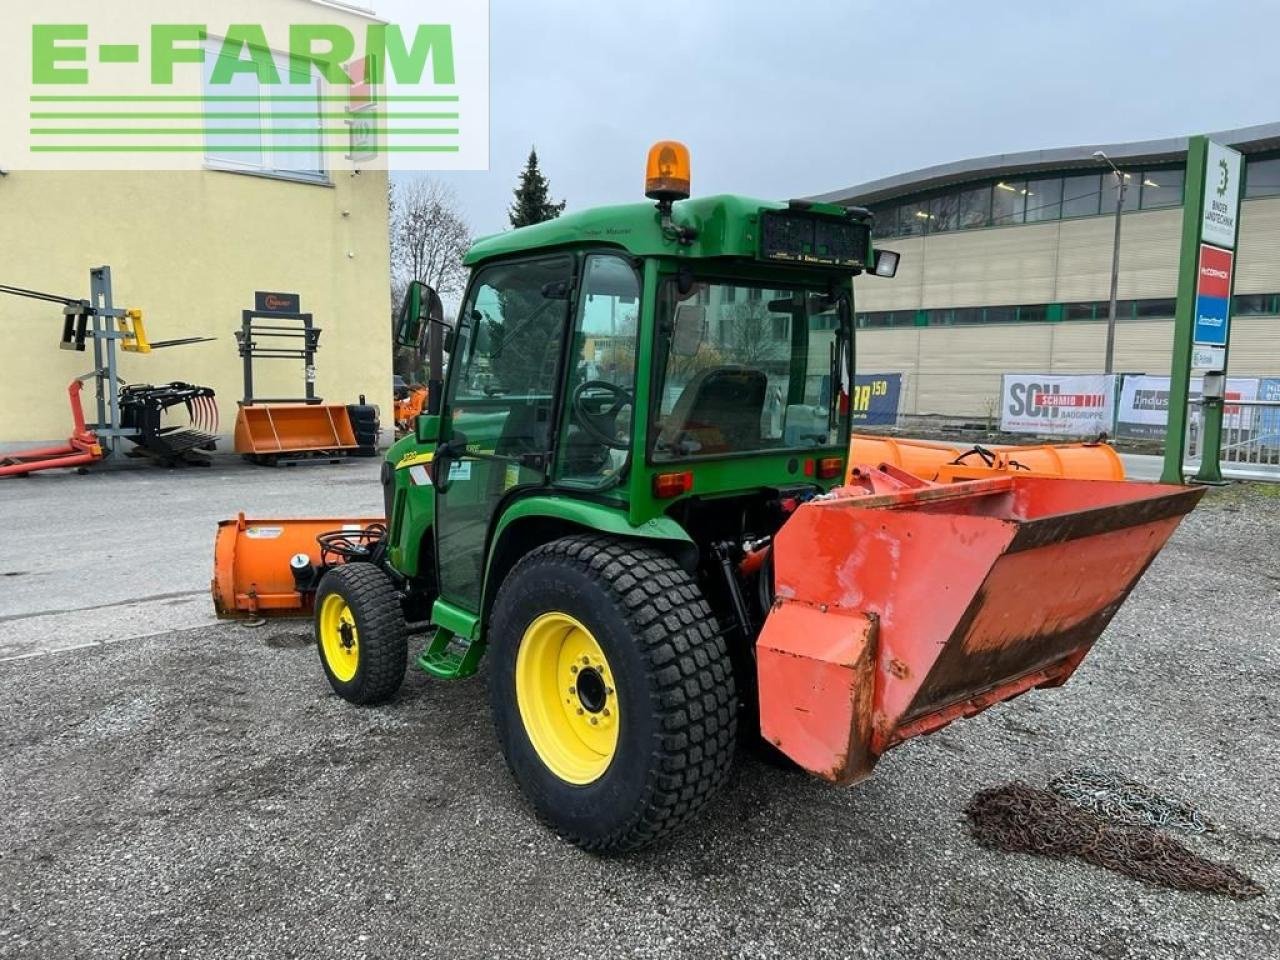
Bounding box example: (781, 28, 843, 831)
(1000, 374, 1116, 437)
(849, 373, 902, 426)
(1193, 243, 1233, 348)
(254, 291, 301, 315)
(1116, 374, 1259, 439)
(1202, 140, 1243, 249)
(1, 0, 490, 172)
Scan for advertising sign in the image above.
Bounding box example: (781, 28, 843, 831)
(1193, 244, 1233, 348)
(1116, 375, 1259, 439)
(254, 291, 301, 315)
(850, 373, 902, 426)
(1202, 141, 1243, 249)
(1257, 378, 1280, 444)
(1000, 374, 1116, 437)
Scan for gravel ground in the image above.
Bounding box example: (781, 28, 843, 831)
(1, 485, 1277, 960)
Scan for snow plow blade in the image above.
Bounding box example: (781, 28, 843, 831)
(756, 466, 1202, 784)
(212, 513, 383, 618)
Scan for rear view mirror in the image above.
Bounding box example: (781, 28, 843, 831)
(873, 248, 901, 278)
(671, 304, 706, 357)
(396, 280, 448, 351)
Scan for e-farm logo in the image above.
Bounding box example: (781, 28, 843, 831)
(6, 2, 489, 172)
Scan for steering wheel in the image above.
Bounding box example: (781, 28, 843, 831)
(571, 379, 633, 450)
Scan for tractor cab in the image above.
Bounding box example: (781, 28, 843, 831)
(386, 142, 897, 646)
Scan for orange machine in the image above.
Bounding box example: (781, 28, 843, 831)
(233, 404, 359, 463)
(757, 464, 1201, 783)
(394, 385, 429, 436)
(212, 513, 384, 617)
(849, 434, 1125, 484)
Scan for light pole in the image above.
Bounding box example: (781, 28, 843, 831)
(1093, 150, 1127, 376)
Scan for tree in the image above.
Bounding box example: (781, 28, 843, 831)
(389, 178, 472, 380)
(508, 147, 566, 228)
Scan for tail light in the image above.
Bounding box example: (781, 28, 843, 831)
(652, 471, 693, 499)
(817, 457, 844, 480)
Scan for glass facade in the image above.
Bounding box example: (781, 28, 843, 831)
(868, 164, 1207, 238)
(856, 294, 1280, 329)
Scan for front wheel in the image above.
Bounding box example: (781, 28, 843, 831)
(487, 535, 738, 853)
(314, 563, 407, 704)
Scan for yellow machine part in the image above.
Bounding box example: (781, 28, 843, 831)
(118, 309, 151, 353)
(848, 434, 1125, 484)
(233, 403, 358, 455)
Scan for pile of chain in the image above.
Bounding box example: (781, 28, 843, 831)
(965, 782, 1264, 899)
(1050, 767, 1213, 835)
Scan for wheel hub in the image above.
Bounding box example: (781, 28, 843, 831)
(575, 667, 607, 713)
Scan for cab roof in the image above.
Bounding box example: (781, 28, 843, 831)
(463, 194, 790, 267)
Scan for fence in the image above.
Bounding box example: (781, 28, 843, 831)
(1185, 399, 1280, 480)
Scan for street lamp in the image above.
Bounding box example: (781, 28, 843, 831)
(1093, 150, 1128, 376)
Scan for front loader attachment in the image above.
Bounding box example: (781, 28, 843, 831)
(756, 466, 1202, 784)
(212, 513, 383, 618)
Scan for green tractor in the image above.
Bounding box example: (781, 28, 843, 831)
(214, 141, 1200, 852)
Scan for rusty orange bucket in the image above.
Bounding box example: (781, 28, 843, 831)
(233, 403, 358, 457)
(756, 465, 1202, 783)
(849, 434, 1125, 483)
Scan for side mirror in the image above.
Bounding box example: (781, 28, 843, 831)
(395, 280, 447, 349)
(872, 248, 901, 278)
(415, 413, 442, 445)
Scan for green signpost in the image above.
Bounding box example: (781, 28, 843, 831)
(1161, 136, 1245, 484)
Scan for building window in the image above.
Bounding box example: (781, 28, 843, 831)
(1061, 174, 1102, 218)
(899, 201, 929, 235)
(203, 38, 327, 183)
(871, 205, 898, 239)
(991, 180, 1026, 225)
(1134, 298, 1176, 319)
(958, 185, 991, 229)
(1024, 177, 1063, 222)
(929, 193, 959, 232)
(1140, 168, 1184, 209)
(1245, 157, 1280, 198)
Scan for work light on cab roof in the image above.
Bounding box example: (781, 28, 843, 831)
(644, 140, 692, 203)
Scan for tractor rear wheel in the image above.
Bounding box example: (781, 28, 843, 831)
(487, 535, 737, 853)
(314, 563, 407, 704)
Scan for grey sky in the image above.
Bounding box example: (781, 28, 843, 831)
(415, 0, 1277, 239)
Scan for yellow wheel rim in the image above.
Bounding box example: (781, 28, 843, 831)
(515, 612, 620, 785)
(319, 593, 360, 683)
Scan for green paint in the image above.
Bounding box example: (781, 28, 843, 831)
(288, 25, 356, 84)
(29, 94, 458, 102)
(30, 145, 458, 152)
(98, 44, 140, 64)
(1163, 137, 1208, 484)
(32, 25, 89, 84)
(210, 26, 282, 85)
(31, 127, 458, 136)
(150, 25, 207, 84)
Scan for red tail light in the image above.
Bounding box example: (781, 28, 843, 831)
(817, 457, 844, 480)
(652, 471, 694, 498)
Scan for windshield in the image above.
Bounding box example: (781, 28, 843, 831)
(650, 277, 850, 461)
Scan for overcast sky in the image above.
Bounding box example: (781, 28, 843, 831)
(394, 0, 1278, 238)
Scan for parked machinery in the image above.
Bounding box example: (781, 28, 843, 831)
(212, 142, 1202, 852)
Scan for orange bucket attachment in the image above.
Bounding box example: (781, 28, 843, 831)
(756, 465, 1202, 784)
(233, 403, 358, 456)
(212, 514, 383, 618)
(849, 434, 1125, 483)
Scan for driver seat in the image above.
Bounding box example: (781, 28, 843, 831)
(658, 366, 768, 455)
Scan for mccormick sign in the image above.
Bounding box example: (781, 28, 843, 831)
(0, 0, 490, 172)
(1000, 374, 1117, 437)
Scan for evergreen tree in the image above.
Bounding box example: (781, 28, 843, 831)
(508, 147, 566, 228)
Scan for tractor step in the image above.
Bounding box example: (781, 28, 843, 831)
(417, 627, 485, 680)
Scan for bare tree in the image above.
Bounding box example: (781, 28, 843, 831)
(391, 177, 471, 300)
(390, 178, 472, 380)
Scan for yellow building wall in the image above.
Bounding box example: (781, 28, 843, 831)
(0, 167, 391, 443)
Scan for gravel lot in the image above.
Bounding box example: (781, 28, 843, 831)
(0, 473, 1277, 960)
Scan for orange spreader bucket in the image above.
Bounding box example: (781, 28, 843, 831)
(233, 403, 358, 456)
(849, 434, 1124, 484)
(212, 513, 383, 617)
(756, 465, 1202, 784)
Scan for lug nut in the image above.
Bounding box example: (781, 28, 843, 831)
(570, 665, 578, 674)
(590, 717, 598, 725)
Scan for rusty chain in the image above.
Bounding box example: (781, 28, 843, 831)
(1049, 767, 1213, 835)
(965, 782, 1264, 899)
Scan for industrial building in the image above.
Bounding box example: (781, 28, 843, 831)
(0, 0, 392, 446)
(817, 123, 1280, 418)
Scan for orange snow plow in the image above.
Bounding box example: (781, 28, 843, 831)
(849, 434, 1125, 484)
(212, 513, 383, 618)
(756, 464, 1202, 784)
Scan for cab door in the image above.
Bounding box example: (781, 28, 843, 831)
(433, 255, 575, 613)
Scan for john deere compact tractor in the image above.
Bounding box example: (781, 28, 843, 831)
(214, 141, 1201, 852)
